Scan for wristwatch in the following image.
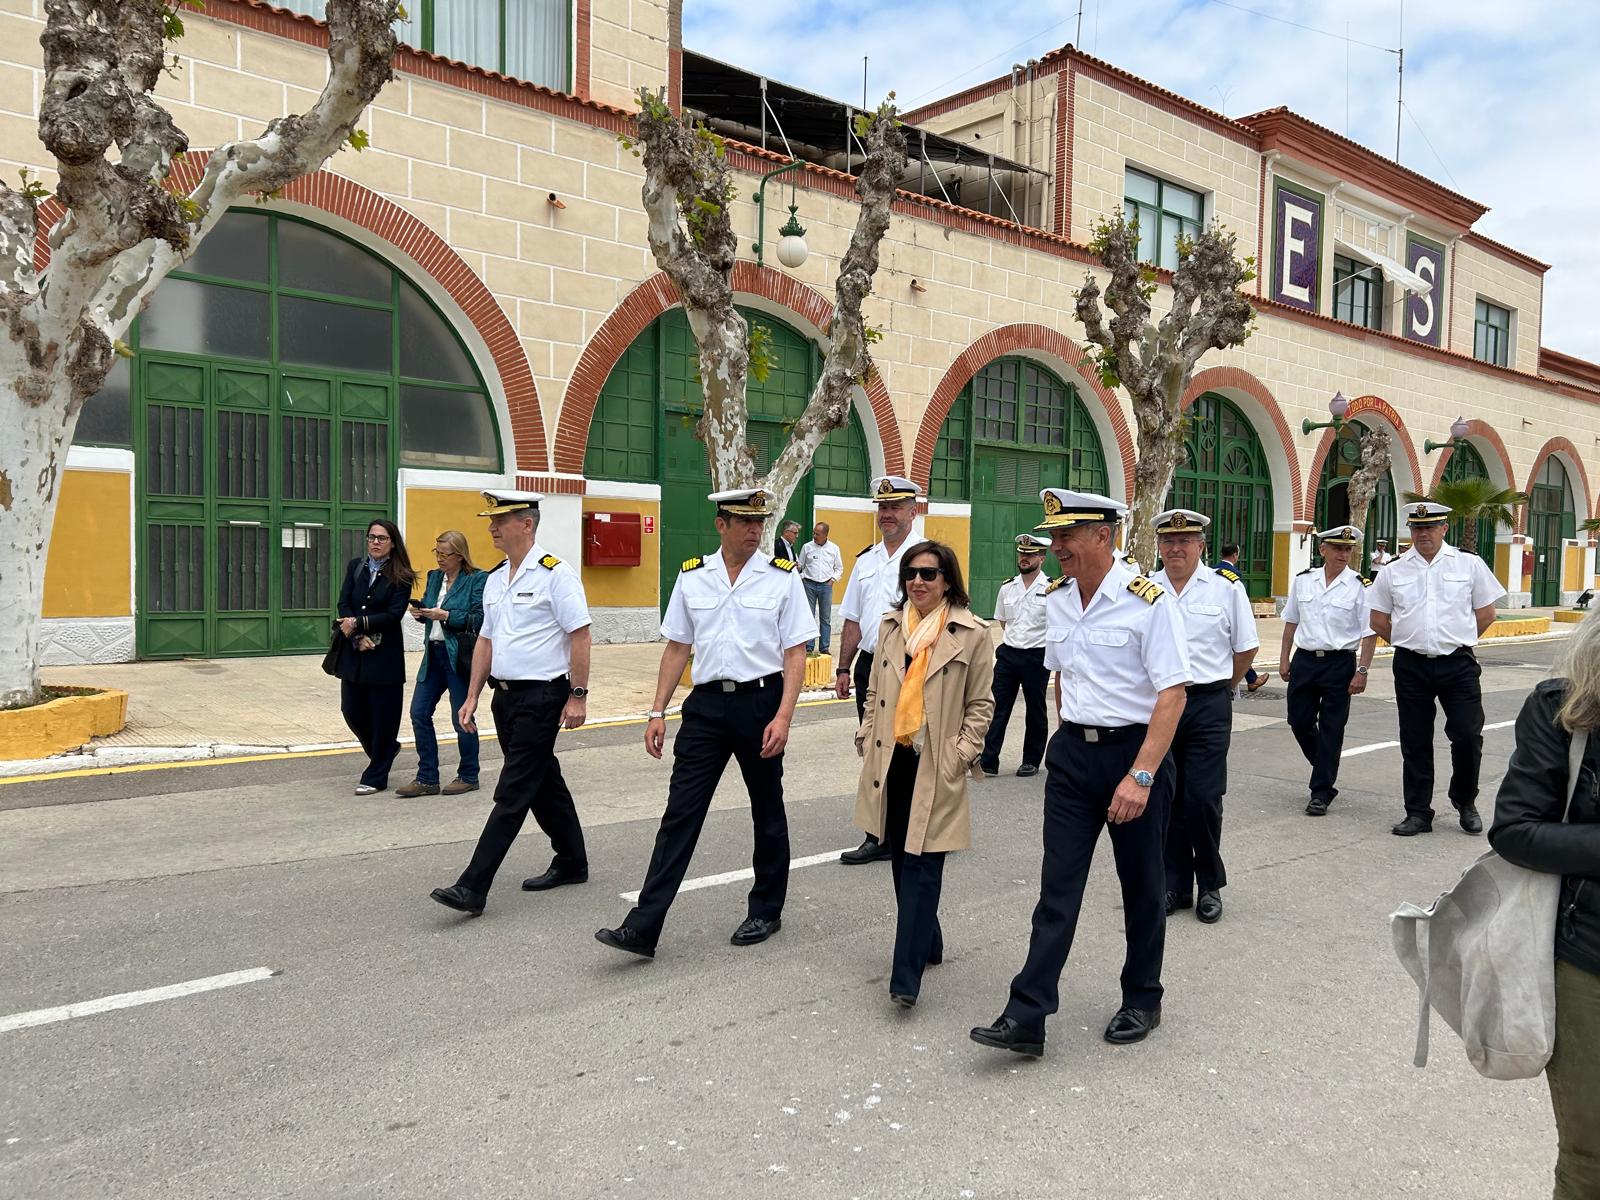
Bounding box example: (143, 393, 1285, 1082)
(835, 667, 850, 676)
(647, 710, 666, 720)
(570, 685, 589, 698)
(1355, 666, 1369, 676)
(1127, 768, 1154, 787)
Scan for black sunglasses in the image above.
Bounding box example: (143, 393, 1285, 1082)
(903, 566, 945, 582)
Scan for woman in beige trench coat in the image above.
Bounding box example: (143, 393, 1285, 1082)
(854, 541, 995, 1008)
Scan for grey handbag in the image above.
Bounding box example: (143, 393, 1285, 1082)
(1390, 729, 1588, 1080)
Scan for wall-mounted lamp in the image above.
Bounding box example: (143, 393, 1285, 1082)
(753, 160, 807, 269)
(547, 192, 567, 210)
(909, 278, 927, 294)
(1302, 391, 1351, 436)
(1424, 415, 1472, 455)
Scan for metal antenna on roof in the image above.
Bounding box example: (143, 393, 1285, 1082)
(863, 57, 868, 110)
(1075, 0, 1084, 45)
(1394, 0, 1405, 160)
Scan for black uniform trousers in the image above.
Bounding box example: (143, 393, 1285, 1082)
(456, 679, 586, 895)
(979, 643, 1049, 772)
(853, 650, 874, 724)
(1164, 681, 1231, 896)
(340, 681, 403, 789)
(623, 680, 789, 945)
(1004, 724, 1173, 1035)
(1393, 646, 1484, 820)
(1285, 649, 1356, 802)
(882, 745, 946, 998)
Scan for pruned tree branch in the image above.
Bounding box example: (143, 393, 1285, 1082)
(1345, 425, 1391, 551)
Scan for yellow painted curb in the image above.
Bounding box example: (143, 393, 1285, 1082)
(0, 687, 129, 759)
(1481, 617, 1551, 639)
(1554, 610, 1589, 624)
(804, 652, 835, 689)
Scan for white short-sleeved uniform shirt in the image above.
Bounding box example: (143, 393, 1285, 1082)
(1149, 565, 1259, 684)
(838, 535, 917, 655)
(1043, 558, 1193, 727)
(661, 548, 816, 685)
(1282, 565, 1372, 651)
(481, 546, 592, 681)
(994, 571, 1050, 650)
(1367, 542, 1507, 654)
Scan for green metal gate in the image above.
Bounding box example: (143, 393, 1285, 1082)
(1165, 393, 1274, 597)
(137, 355, 394, 657)
(930, 357, 1108, 616)
(1314, 420, 1397, 574)
(1529, 457, 1576, 607)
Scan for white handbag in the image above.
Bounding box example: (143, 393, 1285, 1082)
(1390, 729, 1588, 1081)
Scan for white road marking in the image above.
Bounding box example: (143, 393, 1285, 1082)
(620, 849, 856, 902)
(1484, 719, 1516, 732)
(0, 967, 275, 1034)
(1338, 718, 1516, 760)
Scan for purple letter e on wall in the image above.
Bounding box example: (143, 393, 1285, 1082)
(1271, 180, 1323, 313)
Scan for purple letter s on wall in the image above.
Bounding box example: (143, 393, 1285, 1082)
(1404, 237, 1445, 346)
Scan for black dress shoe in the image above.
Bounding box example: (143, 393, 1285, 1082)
(521, 866, 589, 891)
(978, 762, 1000, 778)
(1392, 814, 1434, 837)
(840, 837, 891, 865)
(1164, 890, 1192, 916)
(430, 884, 486, 916)
(730, 916, 781, 946)
(1457, 805, 1484, 835)
(1305, 796, 1330, 816)
(969, 1015, 1044, 1058)
(1104, 1006, 1161, 1044)
(1016, 763, 1039, 778)
(595, 926, 655, 958)
(1196, 890, 1223, 923)
(890, 993, 917, 1009)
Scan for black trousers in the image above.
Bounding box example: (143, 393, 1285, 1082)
(1004, 725, 1173, 1034)
(1285, 649, 1356, 802)
(883, 745, 946, 997)
(853, 650, 874, 724)
(1393, 647, 1484, 820)
(456, 681, 586, 895)
(1164, 682, 1231, 895)
(341, 681, 403, 789)
(623, 684, 789, 945)
(980, 644, 1049, 772)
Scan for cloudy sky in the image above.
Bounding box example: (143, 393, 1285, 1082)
(684, 0, 1600, 362)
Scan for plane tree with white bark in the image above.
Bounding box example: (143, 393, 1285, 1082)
(626, 88, 908, 549)
(0, 0, 402, 709)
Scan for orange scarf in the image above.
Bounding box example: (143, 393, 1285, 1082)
(894, 601, 948, 746)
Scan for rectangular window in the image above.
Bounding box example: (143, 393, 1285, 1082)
(1474, 299, 1512, 367)
(1332, 254, 1383, 330)
(1123, 167, 1204, 271)
(271, 0, 568, 91)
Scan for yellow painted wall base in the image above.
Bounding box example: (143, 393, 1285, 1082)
(404, 486, 504, 597)
(581, 497, 662, 608)
(1271, 530, 1291, 597)
(924, 514, 972, 582)
(1563, 545, 1584, 591)
(0, 688, 128, 759)
(43, 469, 132, 617)
(1481, 616, 1552, 639)
(1554, 610, 1588, 624)
(817, 509, 877, 604)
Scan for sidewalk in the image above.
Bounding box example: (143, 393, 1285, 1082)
(9, 607, 1573, 777)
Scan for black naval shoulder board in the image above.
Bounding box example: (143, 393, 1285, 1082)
(538, 553, 562, 569)
(858, 544, 874, 557)
(1216, 566, 1243, 585)
(1360, 575, 1373, 587)
(770, 557, 797, 572)
(1043, 575, 1069, 595)
(1297, 566, 1314, 576)
(1127, 575, 1164, 603)
(681, 556, 705, 572)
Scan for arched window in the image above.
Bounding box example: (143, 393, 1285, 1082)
(1314, 420, 1396, 572)
(1165, 393, 1274, 596)
(1440, 441, 1497, 568)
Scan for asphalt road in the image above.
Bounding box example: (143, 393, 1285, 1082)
(0, 641, 1571, 1199)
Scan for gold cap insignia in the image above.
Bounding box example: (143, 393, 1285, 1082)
(1412, 504, 1428, 519)
(1171, 512, 1189, 530)
(750, 490, 766, 509)
(1042, 492, 1062, 516)
(876, 478, 894, 497)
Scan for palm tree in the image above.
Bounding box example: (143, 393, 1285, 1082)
(1403, 477, 1528, 556)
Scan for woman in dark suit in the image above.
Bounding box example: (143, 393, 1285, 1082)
(335, 519, 416, 795)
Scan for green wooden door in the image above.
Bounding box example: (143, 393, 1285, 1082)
(1530, 504, 1562, 606)
(970, 446, 1067, 616)
(1166, 393, 1274, 597)
(140, 359, 211, 658)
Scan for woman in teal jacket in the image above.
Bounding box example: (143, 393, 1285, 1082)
(397, 531, 487, 796)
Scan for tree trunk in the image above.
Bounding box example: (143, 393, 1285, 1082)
(1344, 426, 1391, 555)
(1459, 513, 1478, 556)
(0, 378, 79, 708)
(1123, 372, 1186, 572)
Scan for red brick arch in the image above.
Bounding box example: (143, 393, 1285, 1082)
(1302, 395, 1423, 523)
(1426, 418, 1516, 492)
(911, 323, 1137, 500)
(32, 167, 547, 472)
(553, 263, 904, 477)
(1180, 366, 1302, 524)
(1521, 436, 1593, 534)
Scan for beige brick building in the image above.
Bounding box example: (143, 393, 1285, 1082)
(10, 0, 1597, 663)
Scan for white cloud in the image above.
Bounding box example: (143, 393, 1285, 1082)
(684, 0, 1600, 360)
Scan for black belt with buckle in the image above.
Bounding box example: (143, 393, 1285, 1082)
(1300, 648, 1355, 658)
(493, 674, 570, 691)
(1061, 721, 1145, 744)
(694, 672, 783, 694)
(1186, 680, 1230, 694)
(1397, 645, 1474, 660)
